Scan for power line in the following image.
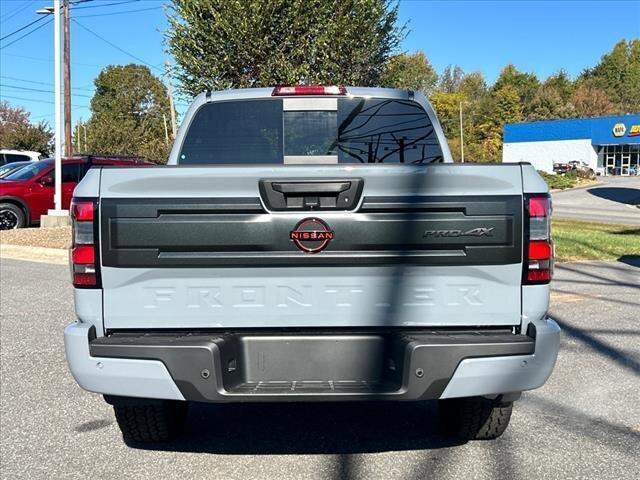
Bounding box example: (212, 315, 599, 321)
(72, 18, 162, 72)
(0, 94, 88, 108)
(0, 52, 103, 68)
(30, 112, 56, 120)
(0, 1, 36, 25)
(0, 83, 93, 98)
(29, 106, 86, 120)
(72, 0, 141, 10)
(74, 5, 162, 18)
(0, 17, 53, 50)
(0, 75, 94, 91)
(0, 15, 46, 42)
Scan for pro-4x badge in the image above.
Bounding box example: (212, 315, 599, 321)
(290, 218, 334, 253)
(423, 227, 494, 238)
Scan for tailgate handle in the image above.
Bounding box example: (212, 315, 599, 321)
(259, 179, 364, 211)
(272, 182, 351, 194)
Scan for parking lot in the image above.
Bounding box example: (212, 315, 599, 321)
(1, 258, 639, 480)
(552, 176, 640, 225)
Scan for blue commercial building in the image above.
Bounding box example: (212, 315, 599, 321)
(503, 114, 640, 175)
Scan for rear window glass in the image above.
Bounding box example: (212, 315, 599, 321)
(178, 97, 443, 165)
(3, 153, 31, 163)
(0, 161, 30, 177)
(179, 100, 283, 165)
(59, 163, 82, 183)
(284, 110, 338, 157)
(3, 161, 51, 181)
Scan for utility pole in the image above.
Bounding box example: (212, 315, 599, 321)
(459, 100, 465, 163)
(54, 0, 62, 211)
(76, 120, 80, 152)
(36, 0, 67, 221)
(83, 124, 87, 152)
(163, 114, 169, 146)
(63, 0, 72, 156)
(165, 61, 177, 138)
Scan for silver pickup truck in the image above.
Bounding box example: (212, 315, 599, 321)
(64, 86, 560, 444)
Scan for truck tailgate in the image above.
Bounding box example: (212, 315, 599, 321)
(98, 164, 523, 329)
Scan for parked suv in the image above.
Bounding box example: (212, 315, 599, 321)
(0, 155, 152, 229)
(65, 86, 560, 443)
(0, 149, 43, 165)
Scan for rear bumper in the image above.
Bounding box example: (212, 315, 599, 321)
(63, 323, 184, 401)
(64, 318, 560, 402)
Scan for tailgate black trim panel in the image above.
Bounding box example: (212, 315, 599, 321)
(100, 195, 522, 268)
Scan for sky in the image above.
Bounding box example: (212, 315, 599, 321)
(0, 0, 639, 127)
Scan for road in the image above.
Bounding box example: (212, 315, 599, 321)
(1, 258, 639, 480)
(552, 176, 640, 225)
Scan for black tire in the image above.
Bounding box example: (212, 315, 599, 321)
(113, 400, 188, 443)
(0, 203, 26, 230)
(439, 396, 513, 440)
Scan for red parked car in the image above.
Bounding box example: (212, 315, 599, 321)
(0, 156, 153, 229)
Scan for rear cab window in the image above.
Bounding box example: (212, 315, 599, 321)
(178, 97, 444, 165)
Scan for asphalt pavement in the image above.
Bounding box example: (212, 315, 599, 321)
(1, 258, 639, 480)
(552, 175, 640, 225)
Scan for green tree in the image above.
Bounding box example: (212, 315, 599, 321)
(379, 51, 438, 94)
(430, 91, 464, 160)
(0, 101, 52, 155)
(580, 39, 640, 113)
(494, 86, 523, 125)
(493, 64, 540, 116)
(85, 65, 172, 163)
(543, 69, 574, 102)
(527, 84, 576, 120)
(167, 0, 404, 96)
(459, 72, 487, 102)
(445, 72, 489, 162)
(477, 85, 523, 161)
(437, 65, 464, 93)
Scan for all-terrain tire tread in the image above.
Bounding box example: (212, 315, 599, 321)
(440, 397, 513, 440)
(113, 401, 187, 443)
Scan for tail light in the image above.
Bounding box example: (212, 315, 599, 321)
(70, 198, 100, 288)
(524, 194, 553, 284)
(271, 85, 347, 96)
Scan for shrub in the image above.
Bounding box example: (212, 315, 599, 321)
(576, 168, 596, 180)
(538, 171, 577, 190)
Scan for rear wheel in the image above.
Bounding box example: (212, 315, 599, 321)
(112, 399, 188, 443)
(439, 396, 513, 440)
(0, 203, 25, 230)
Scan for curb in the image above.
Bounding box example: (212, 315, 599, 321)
(0, 244, 68, 265)
(550, 181, 603, 194)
